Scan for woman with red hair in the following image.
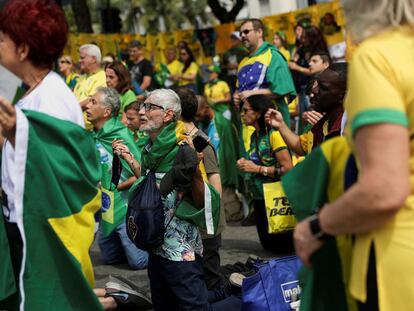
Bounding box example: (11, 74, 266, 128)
(0, 0, 89, 309)
(0, 0, 83, 125)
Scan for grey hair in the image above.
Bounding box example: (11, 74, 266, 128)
(79, 44, 102, 63)
(343, 0, 414, 42)
(147, 89, 182, 121)
(96, 87, 120, 117)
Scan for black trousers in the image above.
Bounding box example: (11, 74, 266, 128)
(202, 234, 223, 290)
(0, 221, 23, 311)
(358, 244, 379, 311)
(253, 199, 294, 254)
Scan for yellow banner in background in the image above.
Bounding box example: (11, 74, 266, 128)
(215, 23, 236, 54)
(64, 0, 346, 66)
(263, 12, 295, 46)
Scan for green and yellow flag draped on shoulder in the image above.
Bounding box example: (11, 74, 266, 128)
(131, 121, 220, 234)
(91, 117, 141, 236)
(0, 109, 102, 310)
(282, 136, 357, 311)
(212, 103, 239, 188)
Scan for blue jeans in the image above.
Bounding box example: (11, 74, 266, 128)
(98, 222, 148, 270)
(148, 253, 242, 311)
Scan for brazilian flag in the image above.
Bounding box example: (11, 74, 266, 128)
(282, 136, 358, 311)
(132, 121, 221, 234)
(0, 109, 103, 310)
(213, 103, 239, 187)
(92, 117, 141, 236)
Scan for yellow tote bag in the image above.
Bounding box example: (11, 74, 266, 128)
(263, 182, 297, 234)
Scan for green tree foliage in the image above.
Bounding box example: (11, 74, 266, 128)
(124, 0, 209, 34)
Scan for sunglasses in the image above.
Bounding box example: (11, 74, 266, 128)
(140, 102, 164, 111)
(59, 60, 71, 64)
(239, 29, 255, 37)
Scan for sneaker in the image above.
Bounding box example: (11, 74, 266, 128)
(105, 275, 153, 310)
(229, 272, 246, 288)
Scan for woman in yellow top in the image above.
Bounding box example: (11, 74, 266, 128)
(273, 31, 291, 63)
(174, 46, 199, 94)
(292, 1, 414, 310)
(58, 55, 79, 91)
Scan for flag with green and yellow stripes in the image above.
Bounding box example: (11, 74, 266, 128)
(282, 136, 358, 311)
(0, 109, 103, 310)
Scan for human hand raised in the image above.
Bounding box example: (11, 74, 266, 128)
(303, 110, 324, 126)
(264, 108, 284, 130)
(112, 139, 133, 161)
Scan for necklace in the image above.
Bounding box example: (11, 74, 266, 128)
(23, 71, 50, 99)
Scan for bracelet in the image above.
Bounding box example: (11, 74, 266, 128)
(258, 166, 262, 174)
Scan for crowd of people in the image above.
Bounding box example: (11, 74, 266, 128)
(0, 0, 413, 310)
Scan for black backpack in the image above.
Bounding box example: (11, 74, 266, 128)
(126, 170, 165, 251)
(124, 143, 181, 251)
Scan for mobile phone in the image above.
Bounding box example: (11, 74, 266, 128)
(193, 135, 210, 152)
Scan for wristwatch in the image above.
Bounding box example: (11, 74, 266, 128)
(309, 214, 331, 240)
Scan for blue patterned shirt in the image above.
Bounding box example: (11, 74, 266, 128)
(152, 172, 203, 262)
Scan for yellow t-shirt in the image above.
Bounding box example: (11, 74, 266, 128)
(345, 26, 414, 310)
(167, 59, 184, 77)
(299, 121, 329, 155)
(73, 70, 107, 130)
(74, 70, 107, 102)
(278, 47, 291, 63)
(204, 80, 230, 104)
(178, 62, 198, 86)
(288, 97, 298, 115)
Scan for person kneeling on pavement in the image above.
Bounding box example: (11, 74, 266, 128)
(86, 87, 148, 270)
(97, 89, 242, 310)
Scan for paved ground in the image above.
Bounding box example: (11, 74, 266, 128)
(91, 222, 283, 298)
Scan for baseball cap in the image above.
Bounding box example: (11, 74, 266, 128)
(207, 65, 221, 74)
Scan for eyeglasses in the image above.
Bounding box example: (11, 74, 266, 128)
(59, 60, 71, 64)
(139, 102, 164, 111)
(239, 29, 255, 37)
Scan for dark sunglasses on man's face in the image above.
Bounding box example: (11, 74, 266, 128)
(239, 29, 255, 37)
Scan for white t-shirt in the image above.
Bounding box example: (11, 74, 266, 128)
(2, 71, 85, 223)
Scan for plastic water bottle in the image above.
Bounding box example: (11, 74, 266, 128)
(96, 143, 109, 164)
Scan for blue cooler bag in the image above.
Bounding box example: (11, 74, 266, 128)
(242, 255, 302, 311)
